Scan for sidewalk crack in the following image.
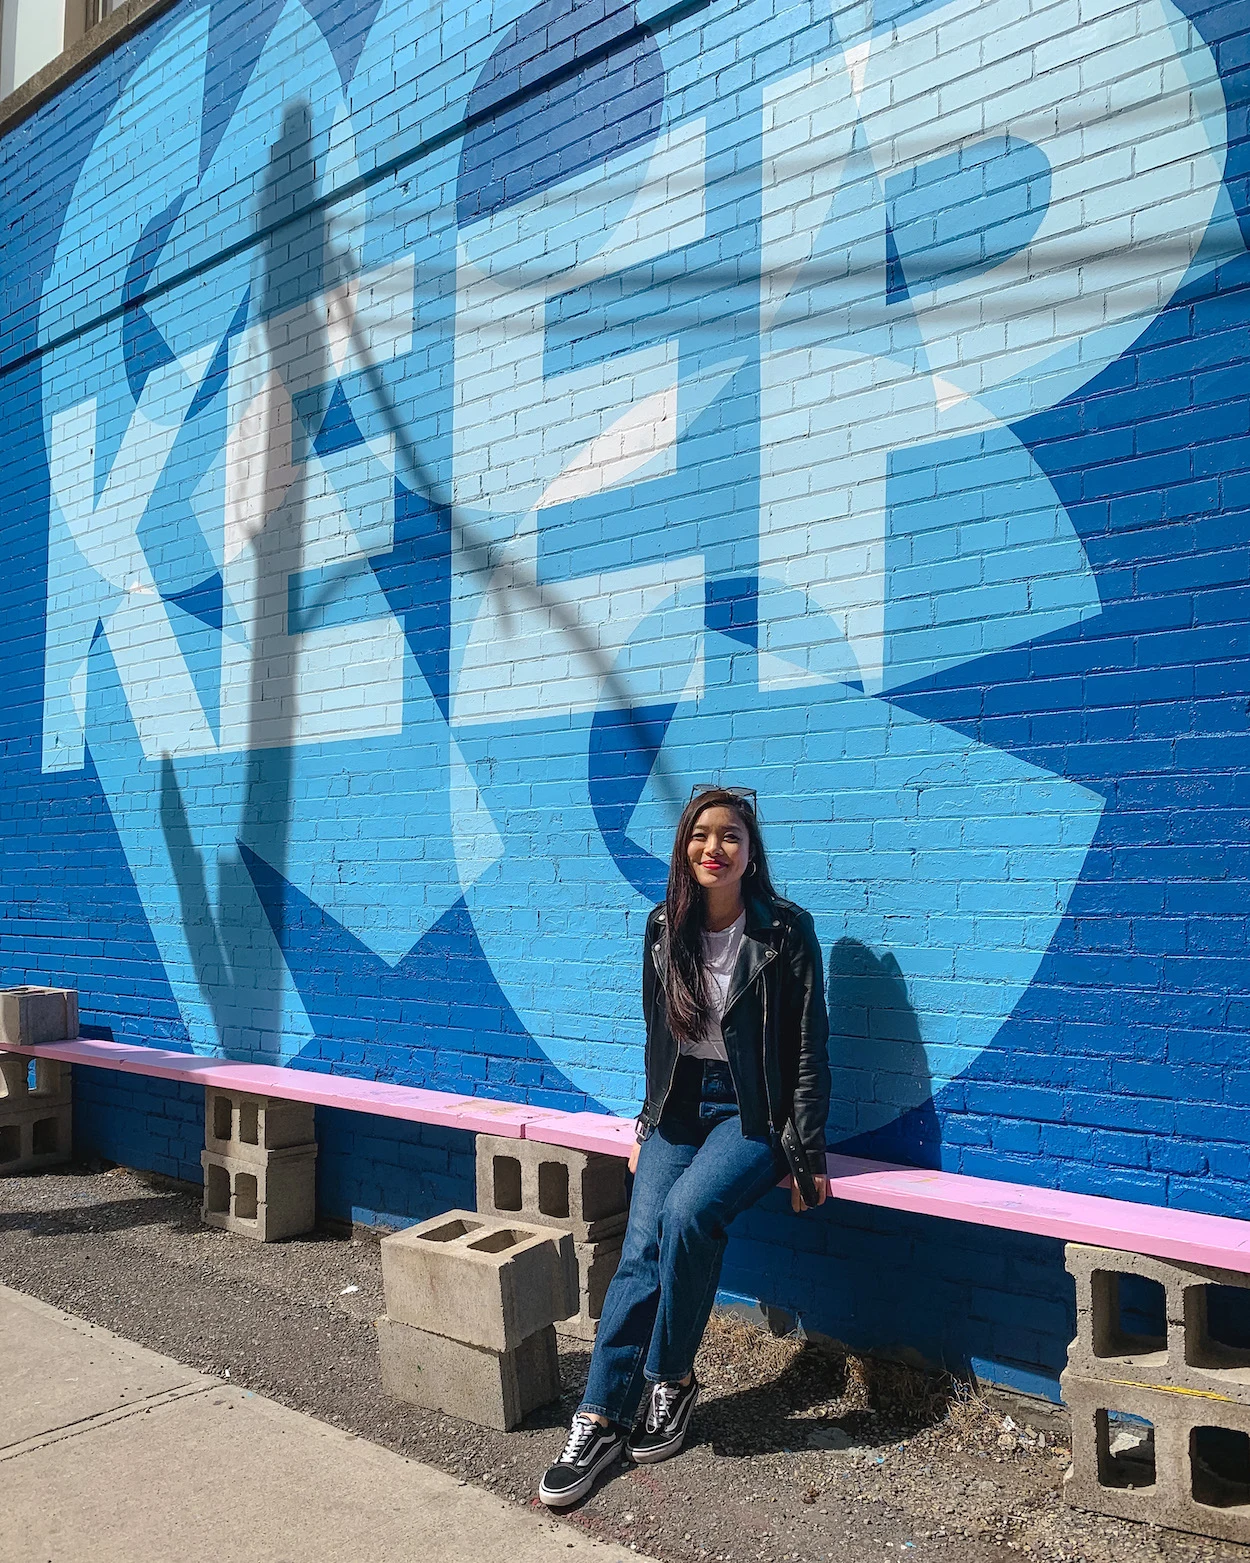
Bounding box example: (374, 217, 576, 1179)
(0, 1381, 216, 1462)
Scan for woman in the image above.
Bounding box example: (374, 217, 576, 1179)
(539, 785, 831, 1507)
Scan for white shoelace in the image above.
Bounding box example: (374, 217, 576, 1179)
(647, 1381, 681, 1432)
(559, 1413, 602, 1465)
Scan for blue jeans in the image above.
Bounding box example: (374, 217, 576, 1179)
(579, 1057, 784, 1428)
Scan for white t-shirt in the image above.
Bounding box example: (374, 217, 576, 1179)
(679, 909, 747, 1061)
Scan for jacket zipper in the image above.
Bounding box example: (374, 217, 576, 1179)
(718, 945, 776, 1027)
(760, 967, 776, 1131)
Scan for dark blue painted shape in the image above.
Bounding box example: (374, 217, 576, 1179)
(884, 219, 908, 305)
(122, 196, 185, 401)
(858, 250, 1250, 1202)
(200, 0, 287, 175)
(885, 135, 1051, 300)
(186, 288, 250, 422)
(313, 381, 367, 457)
(303, 0, 386, 86)
(588, 703, 675, 901)
(164, 572, 224, 632)
(705, 576, 757, 649)
(369, 480, 452, 719)
(314, 1103, 477, 1229)
(239, 843, 595, 1111)
(457, 0, 663, 225)
(287, 558, 377, 635)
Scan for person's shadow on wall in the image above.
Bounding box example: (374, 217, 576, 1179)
(159, 97, 327, 1061)
(824, 938, 943, 1170)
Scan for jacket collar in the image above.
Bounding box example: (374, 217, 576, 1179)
(722, 893, 781, 1016)
(652, 893, 781, 1002)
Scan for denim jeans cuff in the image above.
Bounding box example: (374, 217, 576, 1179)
(577, 1400, 626, 1425)
(642, 1367, 692, 1386)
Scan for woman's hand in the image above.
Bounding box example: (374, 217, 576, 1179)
(790, 1173, 828, 1213)
(628, 1140, 641, 1176)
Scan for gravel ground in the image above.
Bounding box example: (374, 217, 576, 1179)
(1, 1164, 1247, 1563)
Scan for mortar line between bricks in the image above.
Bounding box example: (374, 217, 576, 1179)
(0, 1381, 216, 1464)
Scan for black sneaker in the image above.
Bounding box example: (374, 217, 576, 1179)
(538, 1413, 626, 1507)
(627, 1376, 699, 1464)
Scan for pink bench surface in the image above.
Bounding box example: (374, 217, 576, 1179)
(2, 1037, 545, 1138)
(8, 1036, 1250, 1275)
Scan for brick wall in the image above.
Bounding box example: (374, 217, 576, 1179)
(4, 0, 1250, 1399)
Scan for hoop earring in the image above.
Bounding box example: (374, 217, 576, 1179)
(747, 861, 758, 877)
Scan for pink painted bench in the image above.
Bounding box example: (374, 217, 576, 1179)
(6, 1035, 1250, 1276)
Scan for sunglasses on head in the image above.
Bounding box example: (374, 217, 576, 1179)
(689, 783, 759, 819)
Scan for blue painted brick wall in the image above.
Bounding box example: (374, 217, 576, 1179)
(4, 0, 1250, 1402)
(73, 1066, 205, 1187)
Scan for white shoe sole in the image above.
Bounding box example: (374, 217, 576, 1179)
(537, 1442, 622, 1508)
(627, 1387, 699, 1464)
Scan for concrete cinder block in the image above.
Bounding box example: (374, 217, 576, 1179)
(475, 1134, 627, 1243)
(375, 1315, 561, 1431)
(200, 1145, 316, 1242)
(0, 987, 78, 1048)
(0, 1100, 73, 1174)
(0, 1053, 73, 1107)
(0, 1054, 29, 1100)
(1063, 1369, 1250, 1544)
(556, 1237, 623, 1342)
(1066, 1243, 1250, 1402)
(380, 1210, 576, 1351)
(204, 1088, 316, 1164)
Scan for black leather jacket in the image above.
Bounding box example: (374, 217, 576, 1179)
(636, 893, 831, 1154)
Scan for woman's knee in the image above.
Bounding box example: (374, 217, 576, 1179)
(659, 1186, 722, 1248)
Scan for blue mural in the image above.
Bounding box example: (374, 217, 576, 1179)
(4, 0, 1249, 1186)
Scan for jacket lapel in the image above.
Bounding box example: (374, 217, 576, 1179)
(720, 896, 779, 1019)
(651, 914, 669, 980)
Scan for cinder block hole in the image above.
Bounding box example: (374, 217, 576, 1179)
(422, 1218, 482, 1243)
(206, 1161, 231, 1214)
(31, 1117, 59, 1156)
(1192, 1426, 1250, 1509)
(0, 1123, 20, 1163)
(30, 1059, 60, 1097)
(1096, 1410, 1156, 1489)
(1092, 1271, 1166, 1357)
(1190, 1285, 1250, 1369)
(492, 1156, 523, 1211)
(470, 1228, 521, 1254)
(212, 1094, 233, 1141)
(238, 1099, 259, 1145)
(538, 1161, 570, 1220)
(234, 1172, 259, 1222)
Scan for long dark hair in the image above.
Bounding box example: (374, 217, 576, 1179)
(663, 788, 778, 1045)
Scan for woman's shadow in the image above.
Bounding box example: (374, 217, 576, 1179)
(824, 936, 943, 1169)
(692, 1331, 955, 1457)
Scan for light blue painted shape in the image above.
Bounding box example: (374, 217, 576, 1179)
(884, 421, 1102, 688)
(454, 713, 655, 1115)
(38, 10, 209, 352)
(287, 558, 379, 634)
(622, 652, 1104, 1138)
(146, 1, 349, 323)
(275, 648, 464, 968)
(165, 603, 222, 743)
(86, 630, 315, 1064)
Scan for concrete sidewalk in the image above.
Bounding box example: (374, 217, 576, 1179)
(0, 1283, 636, 1563)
